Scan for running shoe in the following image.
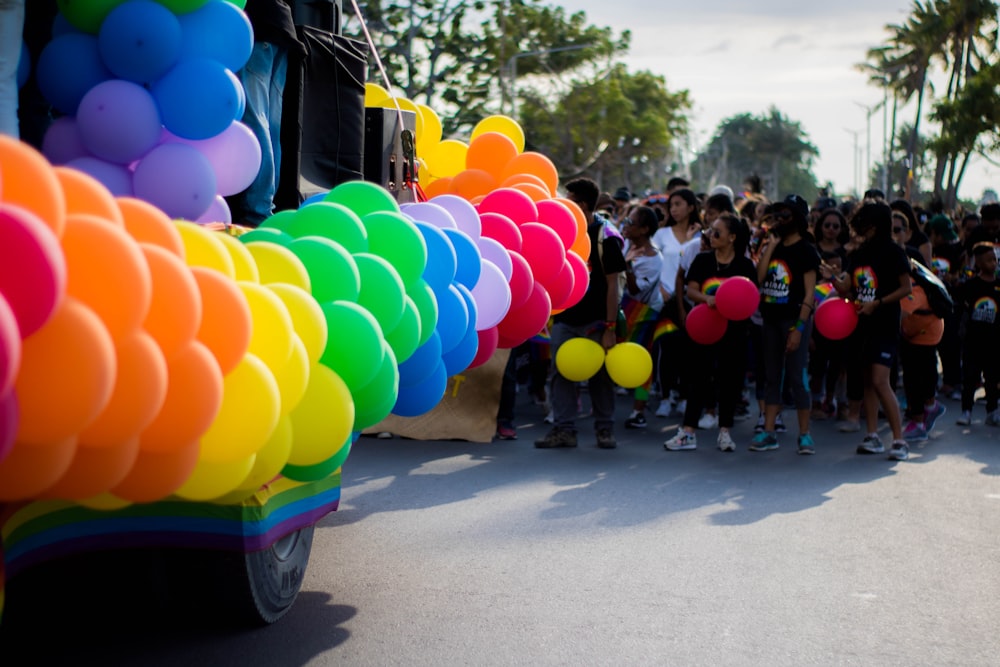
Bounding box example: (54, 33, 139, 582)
(857, 434, 884, 455)
(902, 420, 928, 442)
(797, 433, 815, 455)
(717, 430, 735, 452)
(923, 401, 946, 432)
(664, 429, 698, 451)
(956, 410, 972, 426)
(749, 432, 779, 452)
(888, 440, 909, 461)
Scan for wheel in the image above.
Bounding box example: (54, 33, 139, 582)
(231, 524, 315, 626)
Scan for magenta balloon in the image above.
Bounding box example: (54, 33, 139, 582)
(42, 116, 90, 165)
(562, 250, 589, 310)
(536, 198, 577, 251)
(476, 236, 512, 281)
(815, 298, 858, 341)
(196, 195, 232, 225)
(0, 204, 68, 338)
(177, 121, 261, 196)
(0, 293, 20, 397)
(496, 281, 551, 347)
(133, 142, 217, 220)
(76, 79, 162, 164)
(65, 156, 134, 196)
(429, 194, 481, 239)
(401, 201, 457, 229)
(686, 303, 728, 345)
(543, 259, 575, 311)
(478, 187, 538, 226)
(507, 250, 534, 310)
(468, 326, 499, 369)
(0, 390, 17, 465)
(479, 211, 522, 252)
(470, 259, 511, 330)
(714, 276, 760, 321)
(519, 222, 565, 285)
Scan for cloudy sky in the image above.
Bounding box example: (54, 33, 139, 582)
(573, 0, 999, 202)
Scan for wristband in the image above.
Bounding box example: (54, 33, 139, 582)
(790, 319, 806, 333)
(604, 320, 615, 330)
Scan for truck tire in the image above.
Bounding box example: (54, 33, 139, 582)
(232, 524, 315, 626)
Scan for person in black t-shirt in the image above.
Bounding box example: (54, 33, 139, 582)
(832, 201, 912, 460)
(955, 243, 1000, 426)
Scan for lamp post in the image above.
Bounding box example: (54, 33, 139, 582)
(844, 127, 863, 197)
(854, 101, 878, 191)
(504, 44, 592, 117)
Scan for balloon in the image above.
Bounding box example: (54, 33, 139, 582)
(244, 240, 311, 290)
(476, 236, 513, 280)
(36, 33, 112, 115)
(378, 97, 425, 140)
(0, 294, 20, 398)
(501, 151, 559, 196)
(0, 204, 68, 337)
(152, 57, 242, 140)
(133, 143, 217, 220)
(98, 0, 182, 84)
(54, 166, 124, 224)
(117, 197, 185, 257)
(175, 219, 236, 277)
(556, 197, 591, 259)
(56, 0, 127, 33)
(0, 135, 66, 239)
(191, 266, 252, 374)
(449, 169, 497, 201)
(562, 250, 589, 310)
(435, 284, 470, 354)
(421, 176, 452, 199)
(200, 353, 281, 463)
(352, 343, 399, 430)
(415, 221, 458, 291)
(267, 283, 328, 365)
(479, 211, 522, 252)
(141, 243, 203, 360)
(285, 235, 361, 302)
(282, 437, 352, 483)
(364, 82, 390, 106)
(423, 139, 468, 180)
(237, 226, 293, 247)
(211, 228, 260, 282)
(605, 342, 654, 388)
(543, 259, 575, 311)
(408, 279, 439, 346)
(176, 121, 261, 196)
(519, 222, 566, 285)
(325, 180, 400, 218)
(443, 227, 482, 289)
(467, 326, 499, 370)
(287, 363, 355, 466)
(714, 276, 760, 321)
(398, 330, 442, 387)
(355, 253, 407, 333)
(415, 103, 442, 157)
(177, 0, 254, 72)
(536, 199, 578, 251)
(42, 436, 140, 501)
(383, 295, 422, 364)
(64, 156, 133, 197)
(231, 414, 293, 495)
(402, 201, 457, 229)
(815, 297, 859, 340)
(441, 285, 479, 376)
(507, 250, 534, 311)
(139, 340, 222, 451)
(42, 117, 91, 165)
(16, 40, 29, 89)
(319, 301, 384, 393)
(555, 337, 605, 382)
(466, 131, 518, 181)
(686, 303, 728, 345)
(500, 172, 551, 195)
(173, 453, 255, 501)
(112, 439, 200, 503)
(496, 281, 551, 346)
(427, 194, 481, 239)
(470, 259, 511, 330)
(0, 436, 78, 502)
(393, 360, 447, 417)
(361, 210, 428, 287)
(510, 182, 550, 203)
(472, 115, 525, 152)
(0, 391, 16, 464)
(478, 188, 538, 226)
(283, 202, 368, 253)
(239, 281, 295, 375)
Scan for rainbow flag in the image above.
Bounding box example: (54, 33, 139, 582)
(815, 282, 835, 304)
(621, 294, 660, 348)
(652, 317, 679, 342)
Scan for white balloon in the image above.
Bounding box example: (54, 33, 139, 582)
(471, 260, 511, 330)
(476, 236, 513, 281)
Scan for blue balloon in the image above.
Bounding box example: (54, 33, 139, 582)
(36, 33, 113, 115)
(414, 220, 457, 291)
(454, 282, 479, 333)
(398, 330, 442, 388)
(441, 317, 478, 377)
(51, 12, 78, 39)
(392, 360, 448, 417)
(99, 0, 182, 84)
(301, 191, 330, 208)
(443, 228, 482, 289)
(178, 0, 255, 73)
(152, 57, 242, 140)
(434, 283, 470, 354)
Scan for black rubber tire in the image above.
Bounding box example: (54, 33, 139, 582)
(232, 524, 315, 626)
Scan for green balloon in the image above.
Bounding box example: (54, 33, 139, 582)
(352, 343, 399, 430)
(287, 236, 361, 303)
(57, 0, 127, 33)
(384, 295, 421, 364)
(319, 301, 384, 393)
(258, 209, 297, 232)
(154, 0, 211, 13)
(355, 253, 406, 333)
(284, 202, 368, 253)
(282, 437, 352, 482)
(238, 227, 294, 246)
(362, 211, 428, 287)
(325, 180, 400, 218)
(408, 279, 439, 347)
(224, 0, 247, 9)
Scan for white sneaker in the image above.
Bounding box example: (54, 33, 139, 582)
(698, 412, 719, 429)
(717, 430, 735, 452)
(655, 401, 673, 418)
(956, 410, 972, 426)
(664, 429, 697, 451)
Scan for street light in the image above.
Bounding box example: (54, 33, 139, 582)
(854, 101, 879, 190)
(844, 127, 863, 197)
(503, 44, 593, 117)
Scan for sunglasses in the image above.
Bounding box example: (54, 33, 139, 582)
(892, 226, 906, 233)
(822, 222, 840, 230)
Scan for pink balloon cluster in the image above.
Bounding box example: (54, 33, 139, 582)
(687, 276, 760, 345)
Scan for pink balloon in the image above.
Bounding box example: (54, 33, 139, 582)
(714, 276, 760, 321)
(496, 281, 551, 347)
(519, 222, 565, 285)
(0, 390, 17, 465)
(479, 211, 522, 252)
(507, 250, 534, 310)
(815, 298, 858, 340)
(0, 293, 20, 397)
(478, 187, 538, 226)
(536, 199, 577, 251)
(542, 259, 574, 311)
(429, 194, 482, 239)
(476, 236, 513, 280)
(470, 260, 511, 330)
(562, 250, 589, 310)
(0, 204, 68, 338)
(686, 303, 728, 345)
(467, 326, 499, 369)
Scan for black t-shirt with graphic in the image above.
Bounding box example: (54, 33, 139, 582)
(759, 239, 820, 321)
(686, 252, 758, 332)
(555, 217, 627, 326)
(847, 236, 910, 337)
(959, 276, 1000, 338)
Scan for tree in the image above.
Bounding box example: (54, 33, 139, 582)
(690, 108, 820, 201)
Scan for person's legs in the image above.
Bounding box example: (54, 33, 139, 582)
(238, 42, 279, 225)
(761, 319, 789, 432)
(547, 321, 581, 431)
(496, 348, 517, 427)
(960, 341, 983, 414)
(871, 362, 903, 441)
(0, 0, 26, 138)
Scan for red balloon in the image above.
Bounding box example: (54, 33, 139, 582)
(535, 199, 577, 251)
(686, 303, 728, 345)
(0, 390, 17, 465)
(519, 222, 565, 284)
(560, 250, 589, 311)
(0, 204, 68, 338)
(468, 326, 499, 369)
(507, 250, 534, 310)
(497, 282, 552, 347)
(542, 259, 575, 311)
(714, 276, 759, 321)
(478, 187, 538, 226)
(814, 297, 858, 340)
(0, 293, 20, 398)
(479, 211, 522, 252)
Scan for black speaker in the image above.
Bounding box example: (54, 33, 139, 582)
(364, 106, 417, 204)
(290, 0, 343, 34)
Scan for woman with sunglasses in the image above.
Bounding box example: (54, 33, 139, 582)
(664, 213, 756, 452)
(815, 209, 849, 260)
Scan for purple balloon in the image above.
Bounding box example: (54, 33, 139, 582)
(196, 195, 232, 225)
(470, 260, 512, 330)
(401, 201, 458, 229)
(76, 79, 162, 164)
(476, 236, 513, 281)
(428, 194, 482, 239)
(173, 121, 262, 197)
(65, 156, 134, 196)
(133, 143, 217, 220)
(42, 116, 90, 165)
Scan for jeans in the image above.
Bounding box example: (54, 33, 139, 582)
(237, 42, 288, 225)
(549, 321, 615, 433)
(0, 0, 25, 138)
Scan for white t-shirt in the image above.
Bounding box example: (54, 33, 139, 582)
(652, 226, 695, 298)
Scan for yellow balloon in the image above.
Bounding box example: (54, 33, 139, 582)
(235, 414, 293, 493)
(287, 363, 355, 467)
(174, 220, 236, 278)
(380, 97, 424, 144)
(605, 342, 653, 388)
(174, 452, 256, 501)
(415, 103, 442, 157)
(244, 240, 312, 291)
(423, 139, 469, 180)
(76, 492, 133, 511)
(472, 115, 525, 153)
(238, 281, 295, 376)
(267, 283, 328, 365)
(213, 230, 260, 282)
(364, 82, 390, 106)
(275, 334, 310, 415)
(200, 353, 281, 463)
(555, 337, 606, 382)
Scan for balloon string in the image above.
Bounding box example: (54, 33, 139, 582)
(346, 0, 406, 136)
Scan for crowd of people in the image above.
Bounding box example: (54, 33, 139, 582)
(502, 176, 1000, 463)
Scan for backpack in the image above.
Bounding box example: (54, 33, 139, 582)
(910, 258, 953, 319)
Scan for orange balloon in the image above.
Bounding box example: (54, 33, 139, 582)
(422, 176, 452, 199)
(501, 172, 552, 196)
(466, 131, 519, 181)
(139, 340, 223, 452)
(501, 152, 560, 195)
(556, 197, 592, 259)
(42, 435, 141, 501)
(449, 169, 497, 201)
(15, 296, 116, 444)
(79, 330, 168, 444)
(111, 438, 200, 503)
(141, 243, 203, 361)
(470, 195, 486, 205)
(510, 182, 551, 203)
(54, 166, 124, 226)
(62, 213, 153, 339)
(117, 196, 185, 258)
(0, 436, 78, 501)
(0, 135, 66, 239)
(191, 267, 252, 375)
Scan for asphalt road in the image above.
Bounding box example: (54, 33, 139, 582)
(3, 390, 999, 666)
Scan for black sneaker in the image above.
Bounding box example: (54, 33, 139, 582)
(596, 429, 617, 449)
(857, 434, 885, 455)
(534, 428, 578, 449)
(888, 440, 909, 461)
(624, 410, 647, 429)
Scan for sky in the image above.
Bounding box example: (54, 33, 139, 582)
(572, 0, 1000, 203)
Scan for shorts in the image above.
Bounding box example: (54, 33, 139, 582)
(861, 336, 898, 368)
